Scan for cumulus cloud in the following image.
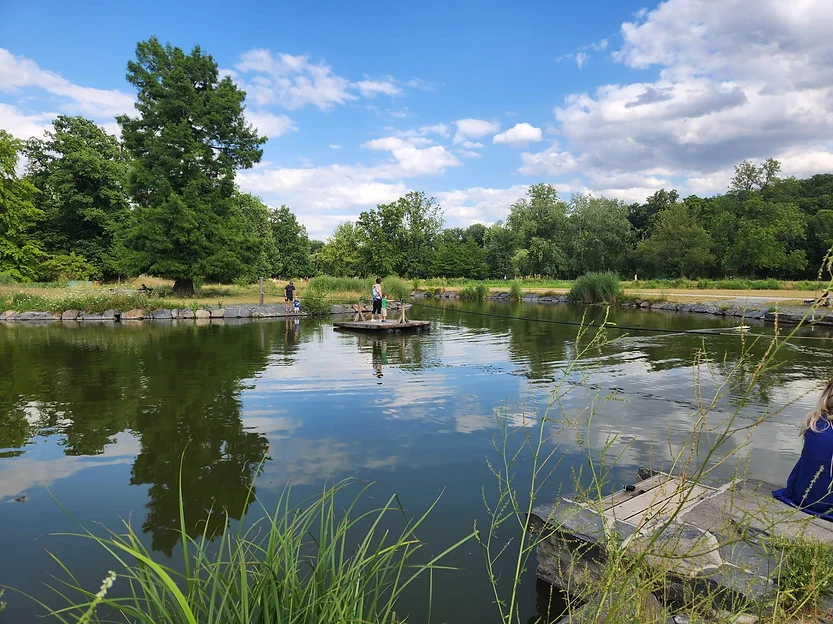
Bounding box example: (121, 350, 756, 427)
(542, 0, 833, 201)
(453, 118, 500, 144)
(361, 136, 461, 177)
(245, 110, 297, 138)
(493, 122, 543, 147)
(0, 48, 134, 119)
(232, 50, 405, 111)
(0, 103, 56, 140)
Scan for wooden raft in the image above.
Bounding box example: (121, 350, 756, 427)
(333, 300, 430, 333)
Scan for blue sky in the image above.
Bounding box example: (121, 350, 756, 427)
(2, 0, 832, 239)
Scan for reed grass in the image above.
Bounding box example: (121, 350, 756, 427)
(40, 477, 474, 624)
(567, 272, 622, 304)
(458, 283, 487, 300)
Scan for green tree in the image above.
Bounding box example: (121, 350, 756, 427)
(724, 197, 807, 276)
(567, 195, 634, 276)
(0, 131, 45, 281)
(730, 158, 781, 194)
(314, 222, 362, 276)
(269, 205, 311, 278)
(808, 209, 833, 277)
(636, 204, 714, 278)
(506, 183, 568, 276)
(24, 116, 130, 278)
(484, 222, 516, 278)
(627, 188, 679, 242)
(432, 229, 488, 278)
(234, 192, 273, 280)
(357, 191, 442, 277)
(117, 37, 266, 295)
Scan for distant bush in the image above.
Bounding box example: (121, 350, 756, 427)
(0, 272, 17, 285)
(568, 272, 622, 304)
(301, 289, 332, 316)
(309, 275, 371, 294)
(697, 278, 780, 290)
(458, 284, 487, 300)
(792, 280, 829, 291)
(509, 281, 524, 301)
(383, 276, 411, 301)
(39, 252, 98, 281)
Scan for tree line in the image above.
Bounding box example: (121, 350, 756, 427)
(1, 38, 831, 289)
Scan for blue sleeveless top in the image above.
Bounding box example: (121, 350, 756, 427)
(773, 415, 833, 521)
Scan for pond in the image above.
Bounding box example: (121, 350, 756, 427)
(1, 302, 832, 623)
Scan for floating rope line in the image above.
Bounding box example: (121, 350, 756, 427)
(407, 301, 833, 342)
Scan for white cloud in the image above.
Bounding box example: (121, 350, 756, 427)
(361, 136, 461, 177)
(329, 144, 342, 150)
(388, 107, 409, 118)
(0, 48, 134, 118)
(0, 103, 55, 140)
(461, 140, 484, 149)
(544, 0, 833, 200)
(235, 50, 356, 110)
(406, 77, 435, 91)
(575, 52, 589, 68)
(453, 118, 500, 144)
(245, 110, 297, 138)
(355, 78, 402, 97)
(457, 149, 483, 159)
(493, 122, 543, 147)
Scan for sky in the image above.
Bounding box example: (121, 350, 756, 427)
(1, 0, 832, 240)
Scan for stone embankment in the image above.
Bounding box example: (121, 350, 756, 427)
(0, 303, 372, 323)
(414, 290, 833, 327)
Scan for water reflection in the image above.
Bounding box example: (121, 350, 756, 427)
(1, 303, 833, 623)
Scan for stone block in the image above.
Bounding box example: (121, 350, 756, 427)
(178, 308, 195, 319)
(82, 310, 116, 322)
(121, 309, 144, 320)
(61, 309, 80, 321)
(210, 308, 225, 318)
(15, 311, 54, 321)
(150, 309, 172, 320)
(1, 310, 16, 320)
(194, 309, 210, 319)
(705, 305, 721, 315)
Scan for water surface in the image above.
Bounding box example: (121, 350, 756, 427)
(1, 303, 831, 622)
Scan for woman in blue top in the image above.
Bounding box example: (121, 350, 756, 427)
(773, 379, 833, 519)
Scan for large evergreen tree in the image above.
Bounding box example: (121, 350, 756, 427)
(117, 37, 266, 295)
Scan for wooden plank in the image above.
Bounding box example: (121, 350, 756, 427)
(600, 474, 671, 511)
(604, 479, 712, 526)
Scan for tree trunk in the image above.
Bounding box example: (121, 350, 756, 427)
(173, 278, 195, 297)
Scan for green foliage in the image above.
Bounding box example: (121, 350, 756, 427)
(24, 115, 130, 278)
(46, 478, 471, 624)
(568, 272, 622, 304)
(484, 222, 515, 279)
(356, 191, 443, 277)
(696, 278, 780, 290)
(117, 37, 266, 289)
(5, 291, 174, 314)
(269, 204, 312, 278)
(506, 183, 568, 276)
(432, 230, 489, 279)
(772, 538, 833, 610)
(40, 252, 97, 281)
(0, 130, 46, 281)
(383, 276, 411, 301)
(567, 195, 634, 277)
(509, 281, 524, 301)
(314, 222, 363, 277)
(636, 203, 714, 278)
(300, 289, 331, 316)
(458, 283, 487, 300)
(0, 271, 16, 285)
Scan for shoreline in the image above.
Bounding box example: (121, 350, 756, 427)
(1, 295, 831, 327)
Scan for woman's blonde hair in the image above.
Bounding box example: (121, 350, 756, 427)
(802, 379, 833, 435)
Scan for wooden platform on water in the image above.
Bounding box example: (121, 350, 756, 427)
(333, 319, 430, 333)
(530, 466, 833, 620)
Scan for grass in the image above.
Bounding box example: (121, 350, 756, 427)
(568, 272, 622, 304)
(771, 537, 833, 612)
(458, 283, 487, 300)
(41, 476, 474, 624)
(508, 281, 524, 301)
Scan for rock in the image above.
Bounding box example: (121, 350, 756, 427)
(15, 311, 54, 321)
(1, 310, 16, 320)
(194, 309, 210, 319)
(726, 307, 743, 317)
(224, 306, 252, 318)
(210, 308, 225, 318)
(638, 300, 650, 308)
(178, 308, 195, 319)
(523, 294, 540, 302)
(81, 310, 116, 322)
(150, 308, 172, 320)
(705, 305, 721, 315)
(61, 309, 80, 321)
(121, 309, 144, 320)
(555, 589, 670, 624)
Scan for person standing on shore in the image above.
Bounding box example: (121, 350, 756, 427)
(284, 280, 296, 314)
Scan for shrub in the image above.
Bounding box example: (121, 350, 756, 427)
(301, 289, 332, 316)
(568, 272, 622, 304)
(509, 281, 524, 301)
(0, 271, 18, 285)
(39, 253, 98, 281)
(459, 283, 487, 300)
(383, 276, 411, 301)
(773, 538, 833, 610)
